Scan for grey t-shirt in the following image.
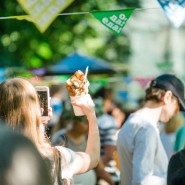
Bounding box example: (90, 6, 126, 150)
(117, 108, 168, 185)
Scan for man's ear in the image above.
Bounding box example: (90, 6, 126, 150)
(163, 90, 173, 104)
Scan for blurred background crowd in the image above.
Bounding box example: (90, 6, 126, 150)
(1, 0, 185, 185)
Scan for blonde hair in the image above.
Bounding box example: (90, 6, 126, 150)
(0, 78, 68, 182)
(0, 78, 52, 156)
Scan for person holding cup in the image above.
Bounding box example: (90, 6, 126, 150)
(0, 77, 100, 185)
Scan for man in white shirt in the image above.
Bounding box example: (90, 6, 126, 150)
(117, 74, 185, 185)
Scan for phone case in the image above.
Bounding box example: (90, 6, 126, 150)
(35, 86, 50, 117)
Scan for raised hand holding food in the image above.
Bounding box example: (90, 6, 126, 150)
(66, 69, 92, 116)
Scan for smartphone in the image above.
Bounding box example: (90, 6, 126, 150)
(35, 86, 50, 117)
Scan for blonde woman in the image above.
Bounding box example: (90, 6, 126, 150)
(0, 78, 100, 185)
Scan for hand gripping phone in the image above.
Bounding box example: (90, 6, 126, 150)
(35, 86, 50, 118)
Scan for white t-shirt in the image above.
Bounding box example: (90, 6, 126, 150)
(55, 146, 77, 180)
(54, 146, 97, 185)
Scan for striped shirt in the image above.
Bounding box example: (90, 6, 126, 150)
(97, 114, 118, 156)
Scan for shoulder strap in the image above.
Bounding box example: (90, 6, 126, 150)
(56, 149, 72, 185)
(57, 150, 63, 185)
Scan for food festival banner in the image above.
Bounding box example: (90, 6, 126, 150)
(91, 8, 135, 36)
(17, 0, 74, 33)
(157, 0, 185, 27)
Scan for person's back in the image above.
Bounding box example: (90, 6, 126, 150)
(52, 133, 97, 185)
(117, 74, 185, 185)
(167, 148, 185, 185)
(52, 116, 97, 185)
(169, 167, 185, 185)
(0, 77, 100, 185)
(117, 110, 168, 185)
(0, 124, 52, 185)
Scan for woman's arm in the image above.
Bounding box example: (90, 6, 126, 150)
(71, 95, 100, 174)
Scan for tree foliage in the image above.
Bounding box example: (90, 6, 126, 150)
(0, 0, 139, 70)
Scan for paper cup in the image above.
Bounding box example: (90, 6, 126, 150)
(70, 94, 91, 116)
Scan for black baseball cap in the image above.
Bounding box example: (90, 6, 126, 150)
(150, 74, 185, 111)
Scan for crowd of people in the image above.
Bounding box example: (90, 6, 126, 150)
(1, 73, 185, 185)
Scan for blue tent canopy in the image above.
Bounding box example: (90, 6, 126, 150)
(45, 52, 116, 75)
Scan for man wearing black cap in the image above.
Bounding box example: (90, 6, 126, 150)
(116, 74, 185, 185)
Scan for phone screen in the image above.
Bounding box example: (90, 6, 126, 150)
(37, 91, 48, 116)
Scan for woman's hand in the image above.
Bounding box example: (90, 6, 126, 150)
(71, 94, 95, 118)
(41, 107, 53, 125)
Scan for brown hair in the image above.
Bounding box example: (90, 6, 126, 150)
(145, 87, 166, 103)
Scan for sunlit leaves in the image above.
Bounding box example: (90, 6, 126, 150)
(0, 0, 133, 69)
(36, 43, 53, 60)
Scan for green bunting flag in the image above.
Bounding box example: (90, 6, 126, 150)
(91, 8, 135, 36)
(156, 61, 173, 72)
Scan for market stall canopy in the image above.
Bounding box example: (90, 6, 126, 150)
(45, 52, 117, 75)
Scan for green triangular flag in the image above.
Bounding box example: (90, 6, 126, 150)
(91, 8, 135, 36)
(156, 61, 173, 72)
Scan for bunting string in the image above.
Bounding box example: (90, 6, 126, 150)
(0, 7, 162, 19)
(0, 7, 158, 35)
(0, 0, 185, 34)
